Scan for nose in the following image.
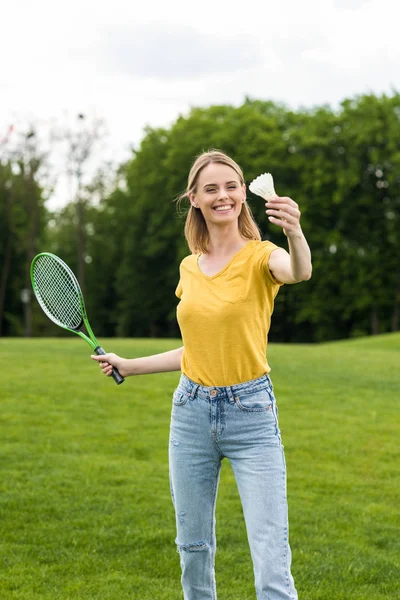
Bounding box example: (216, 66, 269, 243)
(217, 188, 229, 200)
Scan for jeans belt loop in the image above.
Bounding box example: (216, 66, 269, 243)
(226, 386, 235, 404)
(191, 383, 200, 400)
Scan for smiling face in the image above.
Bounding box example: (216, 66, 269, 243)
(189, 162, 246, 225)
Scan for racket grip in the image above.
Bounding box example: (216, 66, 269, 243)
(95, 346, 125, 385)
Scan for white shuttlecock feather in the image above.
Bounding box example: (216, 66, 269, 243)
(249, 172, 277, 200)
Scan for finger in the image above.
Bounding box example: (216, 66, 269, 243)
(265, 198, 300, 213)
(268, 215, 298, 229)
(266, 208, 298, 224)
(266, 200, 299, 214)
(266, 208, 300, 222)
(91, 355, 112, 371)
(266, 199, 300, 213)
(268, 215, 285, 225)
(91, 354, 108, 362)
(266, 207, 297, 219)
(268, 196, 297, 206)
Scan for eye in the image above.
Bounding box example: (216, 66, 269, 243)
(228, 185, 237, 189)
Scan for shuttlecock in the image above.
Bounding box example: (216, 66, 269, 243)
(249, 172, 277, 200)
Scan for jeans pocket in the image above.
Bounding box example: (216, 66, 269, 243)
(172, 388, 189, 406)
(234, 387, 274, 412)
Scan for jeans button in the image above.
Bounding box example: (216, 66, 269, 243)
(210, 390, 217, 397)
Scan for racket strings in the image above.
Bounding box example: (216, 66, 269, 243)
(33, 256, 83, 329)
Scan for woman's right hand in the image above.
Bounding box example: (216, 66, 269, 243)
(90, 353, 128, 378)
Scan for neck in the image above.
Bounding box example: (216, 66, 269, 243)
(206, 224, 247, 256)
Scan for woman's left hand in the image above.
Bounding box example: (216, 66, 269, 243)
(265, 196, 302, 237)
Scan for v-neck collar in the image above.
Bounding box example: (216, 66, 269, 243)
(196, 240, 254, 280)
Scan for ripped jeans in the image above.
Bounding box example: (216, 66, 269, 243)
(169, 373, 298, 600)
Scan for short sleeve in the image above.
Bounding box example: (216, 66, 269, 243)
(175, 280, 183, 299)
(260, 242, 284, 286)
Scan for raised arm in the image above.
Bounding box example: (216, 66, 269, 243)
(91, 346, 184, 378)
(265, 196, 312, 284)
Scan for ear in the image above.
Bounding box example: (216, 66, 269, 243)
(189, 192, 198, 208)
(242, 183, 247, 202)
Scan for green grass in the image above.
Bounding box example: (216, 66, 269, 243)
(1, 334, 399, 599)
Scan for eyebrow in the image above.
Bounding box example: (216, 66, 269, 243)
(202, 180, 238, 188)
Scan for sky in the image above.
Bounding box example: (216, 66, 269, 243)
(1, 0, 399, 209)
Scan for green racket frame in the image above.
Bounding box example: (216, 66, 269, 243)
(30, 252, 124, 385)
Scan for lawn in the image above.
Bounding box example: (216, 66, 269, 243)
(0, 335, 399, 599)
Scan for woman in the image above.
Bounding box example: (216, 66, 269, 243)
(92, 150, 312, 599)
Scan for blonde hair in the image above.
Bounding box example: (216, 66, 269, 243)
(176, 149, 261, 254)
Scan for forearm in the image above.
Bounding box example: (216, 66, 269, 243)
(287, 231, 312, 281)
(123, 346, 184, 376)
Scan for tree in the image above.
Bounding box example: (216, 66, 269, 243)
(2, 92, 399, 341)
(63, 114, 107, 295)
(0, 128, 48, 336)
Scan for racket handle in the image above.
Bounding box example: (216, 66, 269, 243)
(95, 346, 125, 385)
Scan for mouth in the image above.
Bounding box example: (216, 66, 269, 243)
(212, 204, 234, 213)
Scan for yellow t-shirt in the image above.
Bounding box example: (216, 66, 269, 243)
(175, 240, 283, 386)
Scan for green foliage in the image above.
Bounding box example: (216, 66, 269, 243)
(0, 145, 48, 336)
(1, 93, 400, 341)
(0, 336, 399, 598)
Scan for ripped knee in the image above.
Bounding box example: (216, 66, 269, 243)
(176, 540, 210, 552)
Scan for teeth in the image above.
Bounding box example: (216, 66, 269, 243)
(214, 205, 232, 211)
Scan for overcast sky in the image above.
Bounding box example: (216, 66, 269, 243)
(1, 0, 399, 208)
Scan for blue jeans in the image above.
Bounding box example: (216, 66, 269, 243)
(169, 373, 298, 600)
